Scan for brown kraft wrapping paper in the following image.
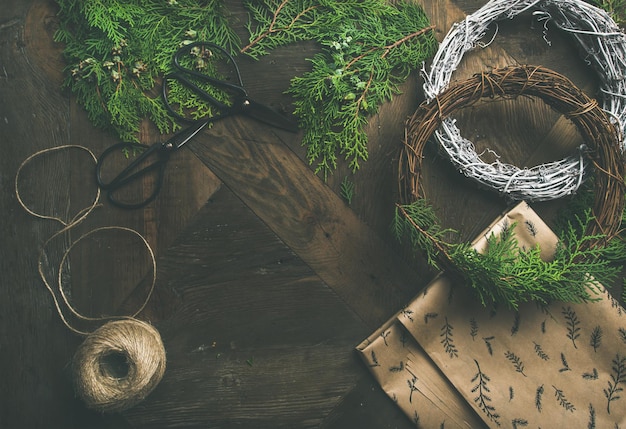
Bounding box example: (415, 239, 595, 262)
(357, 202, 626, 428)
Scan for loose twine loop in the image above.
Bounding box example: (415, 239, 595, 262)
(15, 145, 166, 412)
(421, 0, 626, 201)
(400, 65, 626, 247)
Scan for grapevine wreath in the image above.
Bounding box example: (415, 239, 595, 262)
(397, 65, 625, 309)
(421, 0, 626, 201)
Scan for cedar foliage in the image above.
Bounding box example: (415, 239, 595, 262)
(393, 198, 622, 310)
(54, 0, 240, 142)
(54, 0, 437, 177)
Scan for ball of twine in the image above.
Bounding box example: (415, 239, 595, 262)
(15, 145, 166, 412)
(400, 65, 625, 245)
(72, 318, 166, 413)
(421, 0, 626, 201)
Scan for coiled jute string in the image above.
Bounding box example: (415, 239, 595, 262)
(15, 145, 166, 412)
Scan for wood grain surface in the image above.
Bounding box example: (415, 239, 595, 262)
(0, 0, 621, 428)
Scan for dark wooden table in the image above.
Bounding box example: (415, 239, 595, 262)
(1, 0, 620, 427)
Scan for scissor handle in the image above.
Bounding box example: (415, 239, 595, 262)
(96, 142, 169, 209)
(173, 42, 244, 89)
(163, 41, 248, 123)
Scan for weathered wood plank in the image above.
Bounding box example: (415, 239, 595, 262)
(125, 188, 369, 427)
(319, 376, 417, 429)
(186, 120, 422, 329)
(0, 2, 129, 428)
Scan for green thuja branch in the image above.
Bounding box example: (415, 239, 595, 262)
(57, 0, 436, 177)
(55, 0, 240, 142)
(394, 198, 621, 310)
(242, 0, 325, 58)
(604, 354, 626, 414)
(340, 176, 355, 205)
(393, 201, 457, 270)
(250, 0, 438, 177)
(455, 210, 619, 308)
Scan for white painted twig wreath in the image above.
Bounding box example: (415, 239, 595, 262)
(422, 0, 626, 201)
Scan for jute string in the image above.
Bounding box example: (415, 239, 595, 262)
(15, 145, 166, 412)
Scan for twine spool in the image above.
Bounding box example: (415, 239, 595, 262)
(15, 145, 166, 413)
(72, 319, 166, 413)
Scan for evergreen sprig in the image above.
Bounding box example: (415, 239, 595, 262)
(54, 0, 240, 142)
(56, 0, 436, 177)
(243, 0, 436, 177)
(393, 200, 457, 269)
(242, 0, 326, 58)
(393, 199, 621, 310)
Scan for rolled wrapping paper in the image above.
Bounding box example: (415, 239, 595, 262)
(357, 202, 626, 428)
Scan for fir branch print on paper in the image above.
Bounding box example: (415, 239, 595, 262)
(368, 350, 380, 368)
(389, 361, 404, 373)
(440, 317, 458, 358)
(603, 354, 626, 414)
(619, 327, 626, 344)
(504, 351, 527, 377)
(483, 336, 495, 356)
(380, 329, 391, 346)
(470, 317, 478, 340)
(407, 374, 419, 403)
(447, 284, 456, 304)
(471, 360, 501, 426)
(588, 403, 596, 429)
(590, 326, 603, 352)
(533, 342, 550, 361)
(424, 312, 438, 324)
(399, 330, 408, 348)
(400, 308, 414, 322)
(553, 385, 576, 412)
(536, 385, 544, 413)
(559, 353, 572, 373)
(512, 418, 528, 429)
(511, 312, 521, 336)
(562, 306, 582, 349)
(582, 368, 599, 380)
(525, 219, 538, 237)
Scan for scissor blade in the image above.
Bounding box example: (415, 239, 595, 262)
(242, 99, 299, 133)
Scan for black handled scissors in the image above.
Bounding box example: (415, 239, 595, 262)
(96, 41, 298, 209)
